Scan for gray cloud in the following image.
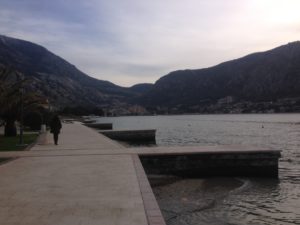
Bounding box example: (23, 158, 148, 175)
(1, 0, 300, 86)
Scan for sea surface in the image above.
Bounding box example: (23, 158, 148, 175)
(96, 114, 300, 225)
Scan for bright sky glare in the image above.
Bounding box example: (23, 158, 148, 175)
(1, 0, 300, 86)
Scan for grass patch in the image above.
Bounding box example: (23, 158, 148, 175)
(0, 133, 39, 151)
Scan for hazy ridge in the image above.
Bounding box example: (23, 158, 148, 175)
(1, 34, 300, 114)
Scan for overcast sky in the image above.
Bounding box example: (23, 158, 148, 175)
(1, 0, 300, 87)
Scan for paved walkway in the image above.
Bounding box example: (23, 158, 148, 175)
(0, 122, 279, 225)
(0, 122, 164, 225)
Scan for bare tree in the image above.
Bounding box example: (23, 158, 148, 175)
(0, 65, 45, 136)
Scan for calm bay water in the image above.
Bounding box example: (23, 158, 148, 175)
(96, 114, 300, 225)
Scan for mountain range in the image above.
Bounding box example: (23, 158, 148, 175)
(1, 34, 300, 114)
(141, 42, 300, 113)
(0, 34, 147, 113)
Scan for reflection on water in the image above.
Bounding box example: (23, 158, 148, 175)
(97, 114, 300, 225)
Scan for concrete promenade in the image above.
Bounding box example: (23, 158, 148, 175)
(0, 122, 165, 225)
(0, 122, 280, 224)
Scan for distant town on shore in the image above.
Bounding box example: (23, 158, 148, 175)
(1, 34, 300, 116)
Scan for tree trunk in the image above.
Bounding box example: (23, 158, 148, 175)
(4, 118, 17, 137)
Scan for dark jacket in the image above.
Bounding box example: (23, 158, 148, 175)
(50, 116, 62, 134)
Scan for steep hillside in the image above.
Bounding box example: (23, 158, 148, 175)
(0, 34, 137, 109)
(2, 34, 300, 114)
(141, 42, 300, 113)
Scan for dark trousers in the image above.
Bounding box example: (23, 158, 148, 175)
(53, 132, 59, 145)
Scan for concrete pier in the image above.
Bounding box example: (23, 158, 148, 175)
(139, 150, 280, 177)
(100, 129, 156, 143)
(84, 123, 113, 130)
(83, 119, 96, 124)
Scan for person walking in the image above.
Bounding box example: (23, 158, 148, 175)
(50, 115, 62, 145)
